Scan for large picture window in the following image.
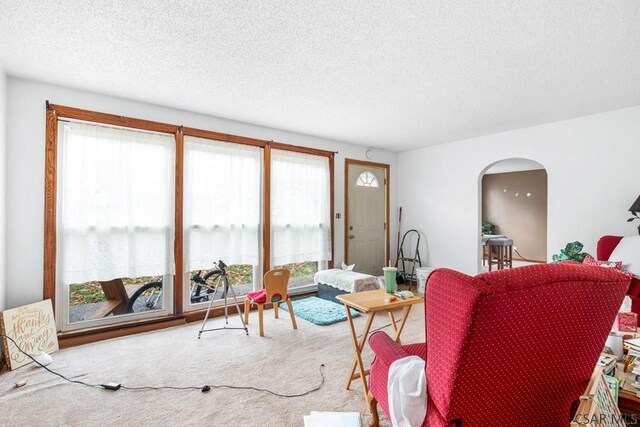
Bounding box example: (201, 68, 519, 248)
(57, 120, 175, 330)
(271, 149, 332, 289)
(44, 104, 334, 338)
(183, 136, 261, 307)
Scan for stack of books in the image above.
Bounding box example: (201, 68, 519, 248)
(624, 337, 640, 366)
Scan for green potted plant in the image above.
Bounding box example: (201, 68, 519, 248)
(552, 241, 590, 263)
(482, 221, 496, 235)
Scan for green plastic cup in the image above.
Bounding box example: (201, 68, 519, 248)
(383, 267, 397, 293)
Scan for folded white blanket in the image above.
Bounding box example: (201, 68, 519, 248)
(313, 269, 381, 293)
(388, 355, 427, 427)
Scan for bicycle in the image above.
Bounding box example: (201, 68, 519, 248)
(126, 267, 226, 313)
(127, 281, 163, 313)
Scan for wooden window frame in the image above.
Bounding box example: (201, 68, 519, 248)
(44, 103, 334, 341)
(343, 158, 390, 266)
(44, 104, 181, 312)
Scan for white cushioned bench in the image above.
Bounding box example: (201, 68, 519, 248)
(313, 268, 382, 297)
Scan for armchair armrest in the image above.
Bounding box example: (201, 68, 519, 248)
(369, 331, 428, 421)
(369, 331, 409, 418)
(369, 331, 409, 368)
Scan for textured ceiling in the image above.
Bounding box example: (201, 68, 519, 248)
(1, 1, 639, 151)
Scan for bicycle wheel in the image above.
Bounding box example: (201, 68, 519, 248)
(190, 281, 215, 303)
(192, 270, 224, 302)
(127, 282, 163, 313)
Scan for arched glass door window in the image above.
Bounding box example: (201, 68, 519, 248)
(356, 170, 379, 188)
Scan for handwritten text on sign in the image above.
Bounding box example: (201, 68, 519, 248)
(1, 299, 58, 370)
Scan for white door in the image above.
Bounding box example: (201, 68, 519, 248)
(347, 163, 387, 275)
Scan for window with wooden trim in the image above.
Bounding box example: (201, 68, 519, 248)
(271, 149, 332, 288)
(57, 120, 176, 331)
(183, 136, 261, 309)
(44, 104, 334, 337)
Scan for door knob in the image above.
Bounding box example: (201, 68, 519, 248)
(349, 234, 355, 240)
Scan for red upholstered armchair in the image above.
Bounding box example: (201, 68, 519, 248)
(367, 263, 631, 427)
(597, 235, 640, 314)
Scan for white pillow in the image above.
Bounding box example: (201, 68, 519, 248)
(341, 262, 355, 271)
(609, 235, 640, 276)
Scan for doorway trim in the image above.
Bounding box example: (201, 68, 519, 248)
(477, 157, 548, 273)
(344, 158, 390, 266)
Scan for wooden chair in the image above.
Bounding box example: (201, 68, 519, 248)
(243, 269, 297, 337)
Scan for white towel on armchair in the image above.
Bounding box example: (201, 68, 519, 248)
(387, 355, 427, 427)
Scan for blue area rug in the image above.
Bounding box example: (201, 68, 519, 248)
(279, 296, 360, 326)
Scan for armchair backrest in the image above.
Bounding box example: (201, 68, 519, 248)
(596, 235, 640, 315)
(425, 263, 630, 426)
(597, 235, 624, 260)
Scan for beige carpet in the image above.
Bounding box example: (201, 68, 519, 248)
(0, 301, 426, 426)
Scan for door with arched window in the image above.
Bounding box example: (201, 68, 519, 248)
(345, 159, 389, 275)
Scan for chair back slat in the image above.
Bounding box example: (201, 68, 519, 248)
(264, 269, 291, 302)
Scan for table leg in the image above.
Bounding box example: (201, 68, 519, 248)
(392, 306, 413, 343)
(388, 311, 399, 342)
(344, 308, 375, 396)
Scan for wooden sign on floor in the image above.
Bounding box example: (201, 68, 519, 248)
(0, 299, 58, 370)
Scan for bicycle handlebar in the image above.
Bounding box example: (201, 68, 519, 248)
(193, 260, 227, 283)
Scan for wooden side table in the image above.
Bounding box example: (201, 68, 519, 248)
(336, 289, 424, 406)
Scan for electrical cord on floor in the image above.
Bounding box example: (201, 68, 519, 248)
(513, 248, 536, 263)
(0, 333, 325, 397)
(0, 333, 102, 388)
(120, 365, 325, 397)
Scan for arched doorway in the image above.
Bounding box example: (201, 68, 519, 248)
(478, 158, 547, 273)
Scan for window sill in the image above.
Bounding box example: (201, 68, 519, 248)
(58, 315, 186, 348)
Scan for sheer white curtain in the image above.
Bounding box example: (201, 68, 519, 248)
(183, 136, 261, 271)
(271, 149, 331, 266)
(58, 121, 175, 285)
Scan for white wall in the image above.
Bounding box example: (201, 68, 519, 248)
(0, 68, 6, 311)
(484, 158, 544, 174)
(398, 106, 640, 275)
(5, 77, 398, 309)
